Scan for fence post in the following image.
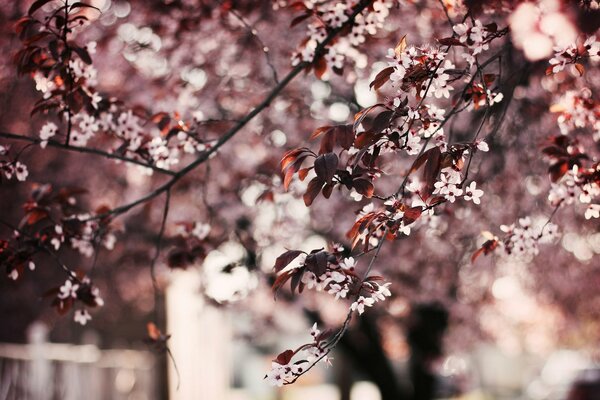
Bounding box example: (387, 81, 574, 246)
(166, 269, 232, 399)
(27, 322, 51, 400)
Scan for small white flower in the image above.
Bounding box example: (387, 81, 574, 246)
(51, 237, 61, 250)
(585, 204, 600, 219)
(8, 269, 19, 280)
(476, 140, 489, 152)
(463, 181, 484, 205)
(74, 309, 92, 326)
(310, 323, 320, 338)
(350, 296, 375, 315)
(339, 257, 356, 270)
(14, 162, 28, 181)
(192, 222, 210, 240)
(58, 279, 79, 299)
(40, 122, 58, 147)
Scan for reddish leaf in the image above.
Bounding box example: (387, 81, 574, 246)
(403, 206, 422, 224)
(394, 35, 407, 57)
(438, 37, 462, 46)
(370, 110, 394, 134)
(69, 2, 101, 12)
(28, 0, 53, 15)
(353, 179, 374, 198)
(147, 322, 162, 341)
(314, 153, 338, 184)
(26, 209, 48, 225)
(274, 349, 295, 365)
(471, 239, 498, 262)
(335, 124, 354, 150)
(280, 148, 305, 172)
(322, 182, 334, 198)
(314, 56, 327, 79)
(290, 12, 311, 27)
(272, 271, 292, 294)
(309, 126, 333, 141)
(303, 177, 325, 206)
(73, 46, 92, 64)
(319, 130, 336, 154)
(298, 167, 311, 181)
(549, 161, 568, 182)
(542, 145, 567, 158)
(274, 250, 304, 273)
(422, 147, 442, 196)
(290, 271, 302, 294)
(306, 251, 328, 276)
(370, 66, 395, 91)
(483, 74, 496, 86)
(353, 104, 384, 132)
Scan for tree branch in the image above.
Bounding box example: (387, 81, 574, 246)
(88, 0, 376, 221)
(0, 131, 176, 176)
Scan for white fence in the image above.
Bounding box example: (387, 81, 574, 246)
(0, 338, 156, 400)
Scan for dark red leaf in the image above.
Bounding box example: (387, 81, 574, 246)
(370, 66, 395, 91)
(290, 12, 312, 27)
(274, 349, 295, 365)
(290, 271, 302, 294)
(319, 131, 336, 154)
(28, 0, 53, 15)
(73, 46, 92, 64)
(549, 161, 568, 182)
(274, 250, 304, 273)
(322, 182, 334, 198)
(422, 147, 442, 196)
(353, 179, 374, 198)
(309, 126, 333, 141)
(438, 37, 463, 46)
(314, 153, 338, 184)
(272, 271, 292, 294)
(303, 177, 325, 206)
(335, 124, 354, 150)
(314, 56, 327, 79)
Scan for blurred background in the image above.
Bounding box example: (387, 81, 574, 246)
(1, 0, 599, 399)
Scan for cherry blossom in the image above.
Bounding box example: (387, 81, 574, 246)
(463, 182, 484, 205)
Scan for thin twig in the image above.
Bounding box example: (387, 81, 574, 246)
(285, 227, 389, 385)
(0, 219, 76, 279)
(226, 5, 279, 84)
(0, 131, 176, 175)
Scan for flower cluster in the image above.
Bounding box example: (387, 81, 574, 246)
(453, 19, 492, 57)
(387, 43, 453, 99)
(22, 4, 218, 176)
(265, 323, 332, 386)
(273, 245, 392, 314)
(547, 36, 600, 75)
(548, 165, 600, 220)
(498, 217, 560, 261)
(350, 279, 391, 315)
(55, 276, 104, 326)
(474, 217, 560, 263)
(0, 147, 28, 182)
(289, 0, 395, 75)
(550, 89, 600, 140)
(348, 142, 488, 251)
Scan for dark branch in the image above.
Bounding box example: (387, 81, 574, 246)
(0, 131, 176, 176)
(88, 0, 376, 221)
